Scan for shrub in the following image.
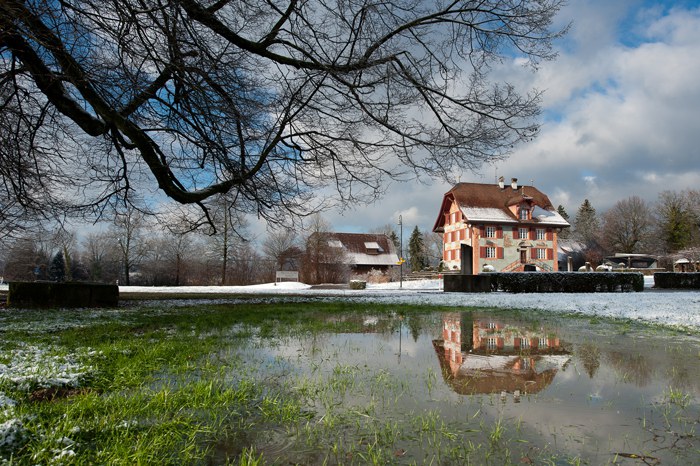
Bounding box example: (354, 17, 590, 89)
(653, 273, 700, 289)
(349, 280, 367, 290)
(485, 272, 644, 293)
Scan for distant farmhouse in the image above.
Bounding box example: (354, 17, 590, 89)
(325, 232, 399, 276)
(433, 178, 570, 273)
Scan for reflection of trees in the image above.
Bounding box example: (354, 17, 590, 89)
(576, 343, 601, 378)
(606, 351, 652, 387)
(407, 316, 423, 342)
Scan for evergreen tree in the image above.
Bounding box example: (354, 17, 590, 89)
(657, 191, 693, 252)
(557, 205, 571, 239)
(408, 226, 427, 272)
(388, 231, 400, 252)
(49, 251, 66, 282)
(573, 199, 600, 247)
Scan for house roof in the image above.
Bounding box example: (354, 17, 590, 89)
(433, 182, 570, 232)
(325, 233, 399, 267)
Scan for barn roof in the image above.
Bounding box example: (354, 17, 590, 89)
(325, 233, 399, 267)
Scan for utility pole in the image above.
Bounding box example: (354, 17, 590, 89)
(398, 215, 404, 289)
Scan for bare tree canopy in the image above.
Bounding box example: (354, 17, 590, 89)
(601, 196, 653, 254)
(1, 0, 565, 227)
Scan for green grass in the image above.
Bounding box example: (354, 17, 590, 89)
(1, 301, 698, 465)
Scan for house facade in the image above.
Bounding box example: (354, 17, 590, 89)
(433, 178, 570, 273)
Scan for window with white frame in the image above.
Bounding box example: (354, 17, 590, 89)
(486, 226, 496, 237)
(486, 247, 496, 258)
(519, 227, 528, 239)
(486, 337, 498, 349)
(536, 228, 546, 240)
(519, 207, 529, 220)
(539, 337, 547, 347)
(536, 248, 547, 260)
(520, 338, 530, 348)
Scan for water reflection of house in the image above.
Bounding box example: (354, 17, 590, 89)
(433, 313, 571, 395)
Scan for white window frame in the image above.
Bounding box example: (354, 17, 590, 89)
(520, 338, 530, 348)
(485, 226, 496, 238)
(519, 227, 528, 239)
(539, 337, 547, 347)
(536, 248, 547, 260)
(519, 207, 529, 220)
(486, 247, 496, 258)
(486, 337, 498, 349)
(536, 228, 546, 240)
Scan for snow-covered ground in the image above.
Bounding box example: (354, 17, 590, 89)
(2, 278, 699, 329)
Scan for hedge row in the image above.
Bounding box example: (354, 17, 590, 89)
(485, 272, 644, 293)
(653, 272, 700, 289)
(8, 281, 119, 308)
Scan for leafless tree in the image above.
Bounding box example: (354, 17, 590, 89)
(423, 230, 443, 267)
(1, 0, 566, 229)
(2, 232, 53, 280)
(601, 196, 653, 254)
(83, 232, 120, 283)
(262, 228, 300, 271)
(110, 205, 150, 285)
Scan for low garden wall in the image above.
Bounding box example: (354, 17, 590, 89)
(484, 272, 644, 293)
(7, 282, 119, 308)
(653, 272, 700, 289)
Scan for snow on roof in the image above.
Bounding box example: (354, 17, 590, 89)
(460, 206, 517, 223)
(364, 242, 383, 251)
(532, 206, 570, 226)
(345, 252, 399, 266)
(328, 240, 344, 248)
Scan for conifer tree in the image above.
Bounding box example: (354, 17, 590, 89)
(389, 231, 400, 252)
(657, 191, 694, 252)
(573, 199, 600, 247)
(557, 205, 571, 239)
(408, 226, 427, 272)
(49, 251, 66, 282)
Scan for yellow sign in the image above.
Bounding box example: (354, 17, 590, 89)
(397, 258, 406, 265)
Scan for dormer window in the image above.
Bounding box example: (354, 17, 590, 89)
(364, 242, 383, 255)
(519, 206, 530, 220)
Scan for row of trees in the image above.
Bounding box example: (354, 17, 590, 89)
(561, 189, 700, 266)
(0, 207, 442, 286)
(0, 207, 268, 286)
(4, 187, 695, 285)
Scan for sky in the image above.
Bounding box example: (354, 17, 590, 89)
(277, 0, 700, 239)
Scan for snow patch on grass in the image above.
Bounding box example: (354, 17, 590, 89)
(0, 344, 96, 391)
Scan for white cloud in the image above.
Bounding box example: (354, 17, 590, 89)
(255, 2, 700, 240)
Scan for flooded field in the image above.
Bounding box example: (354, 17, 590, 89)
(1, 301, 699, 464)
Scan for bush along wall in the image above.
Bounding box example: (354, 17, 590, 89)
(653, 272, 700, 289)
(8, 282, 119, 308)
(485, 272, 644, 293)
